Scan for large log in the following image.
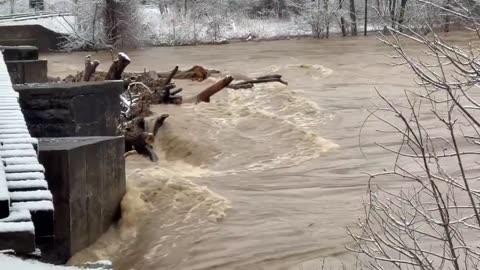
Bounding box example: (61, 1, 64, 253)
(105, 52, 131, 80)
(228, 74, 288, 89)
(194, 75, 234, 103)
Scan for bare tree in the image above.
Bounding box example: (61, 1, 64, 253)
(340, 0, 347, 36)
(349, 0, 358, 35)
(348, 2, 480, 269)
(364, 0, 368, 35)
(396, 0, 408, 32)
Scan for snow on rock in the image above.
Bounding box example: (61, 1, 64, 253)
(8, 180, 49, 190)
(0, 210, 31, 222)
(4, 164, 45, 173)
(10, 190, 52, 202)
(6, 172, 44, 181)
(12, 200, 54, 211)
(0, 221, 34, 233)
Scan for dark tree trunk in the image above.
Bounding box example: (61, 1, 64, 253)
(364, 0, 368, 35)
(397, 0, 408, 31)
(278, 0, 287, 18)
(105, 0, 119, 45)
(29, 0, 44, 10)
(390, 0, 397, 28)
(443, 0, 451, 32)
(339, 0, 347, 37)
(324, 0, 329, 38)
(349, 0, 358, 36)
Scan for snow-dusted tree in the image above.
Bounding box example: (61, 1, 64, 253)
(349, 1, 480, 269)
(60, 0, 144, 50)
(349, 0, 357, 35)
(295, 0, 349, 38)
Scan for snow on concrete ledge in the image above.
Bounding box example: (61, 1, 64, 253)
(10, 191, 52, 202)
(0, 221, 34, 233)
(8, 180, 49, 191)
(4, 164, 45, 173)
(0, 210, 31, 222)
(11, 200, 54, 212)
(6, 172, 44, 181)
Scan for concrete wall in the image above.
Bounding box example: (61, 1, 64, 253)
(14, 81, 123, 138)
(6, 59, 48, 84)
(0, 25, 66, 51)
(38, 137, 125, 263)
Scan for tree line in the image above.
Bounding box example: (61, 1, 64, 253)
(9, 0, 464, 49)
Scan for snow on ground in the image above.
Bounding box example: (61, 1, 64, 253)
(0, 0, 72, 15)
(0, 254, 112, 269)
(0, 16, 75, 34)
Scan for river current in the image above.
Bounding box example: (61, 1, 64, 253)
(43, 31, 479, 270)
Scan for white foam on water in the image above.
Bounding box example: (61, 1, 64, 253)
(68, 157, 231, 267)
(262, 63, 334, 79)
(193, 80, 338, 175)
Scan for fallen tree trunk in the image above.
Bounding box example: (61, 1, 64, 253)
(228, 74, 288, 89)
(83, 55, 100, 82)
(105, 52, 131, 80)
(194, 75, 234, 103)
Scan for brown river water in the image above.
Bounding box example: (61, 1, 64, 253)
(42, 32, 479, 270)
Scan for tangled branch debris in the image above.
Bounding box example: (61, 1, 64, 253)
(61, 52, 288, 161)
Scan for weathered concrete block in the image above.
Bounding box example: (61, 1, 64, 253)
(0, 46, 39, 61)
(6, 60, 48, 84)
(14, 81, 122, 138)
(37, 137, 125, 263)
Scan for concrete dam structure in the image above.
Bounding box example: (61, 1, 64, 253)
(0, 46, 126, 265)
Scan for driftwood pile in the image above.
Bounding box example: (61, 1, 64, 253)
(62, 52, 288, 162)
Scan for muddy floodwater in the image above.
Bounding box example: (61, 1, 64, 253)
(43, 32, 479, 270)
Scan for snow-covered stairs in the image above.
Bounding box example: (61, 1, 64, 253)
(0, 49, 54, 254)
